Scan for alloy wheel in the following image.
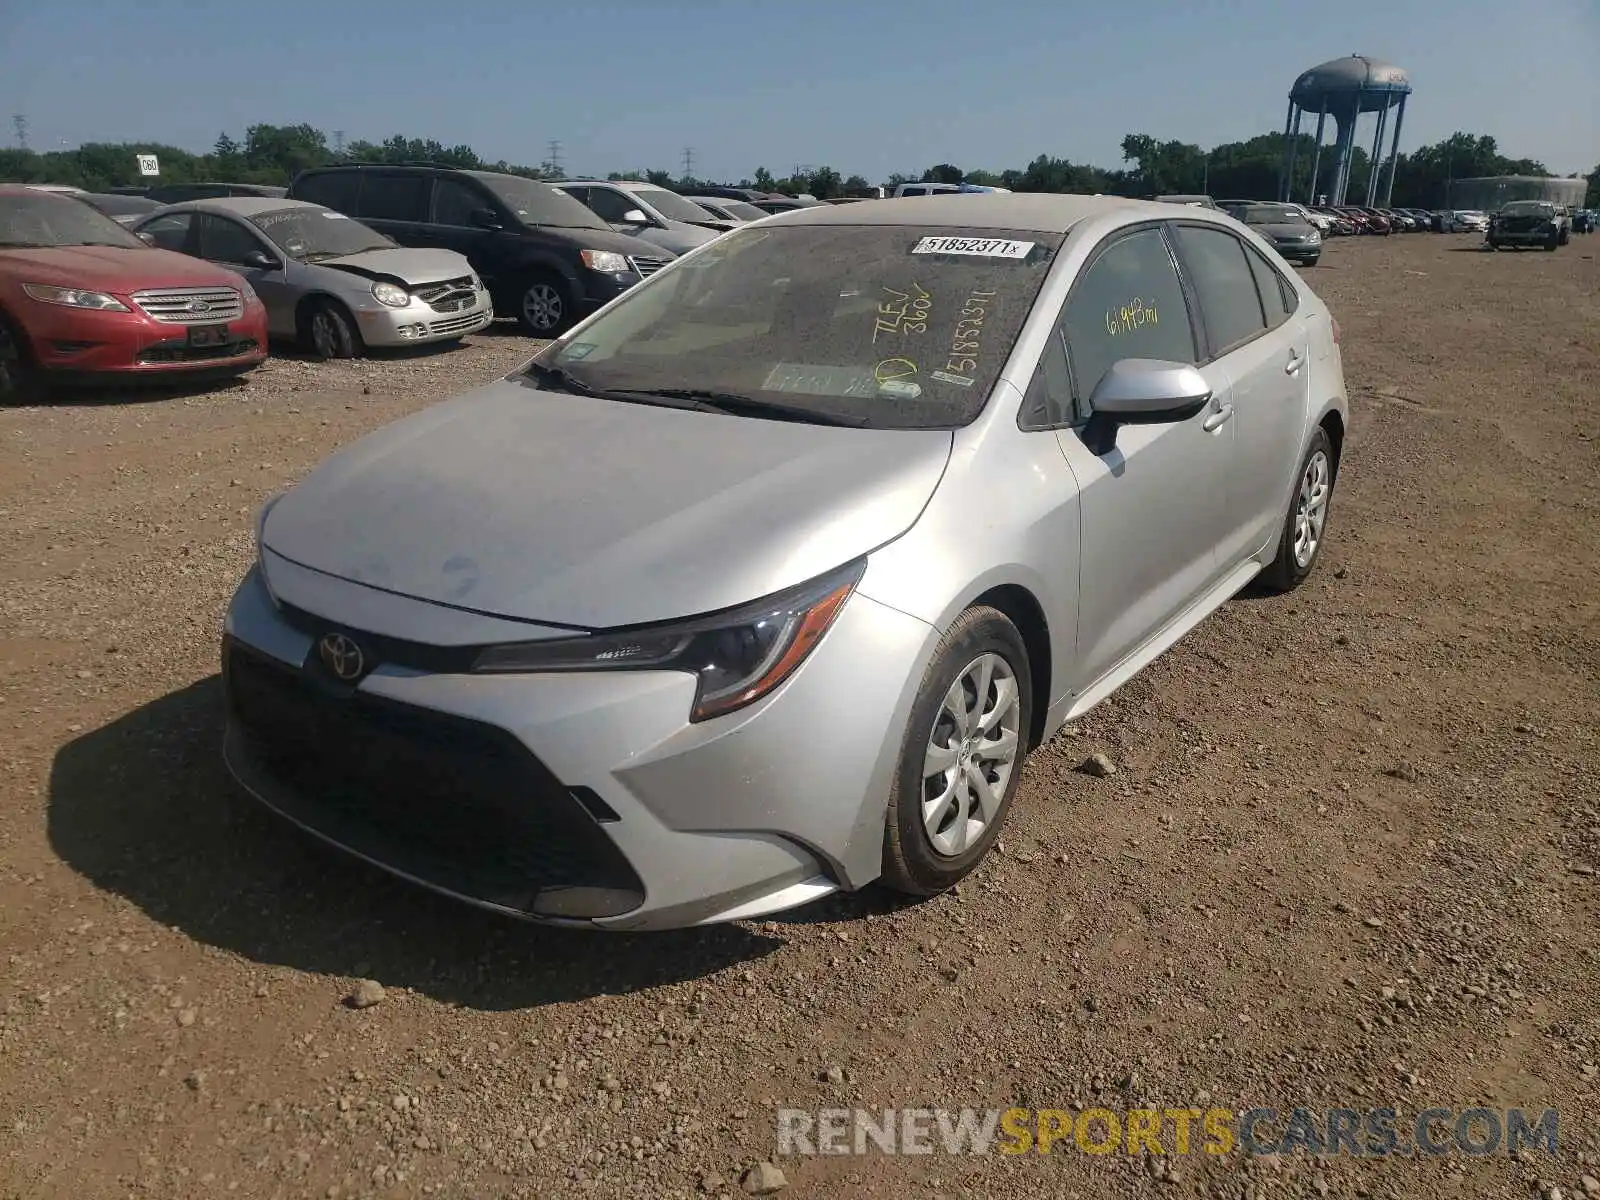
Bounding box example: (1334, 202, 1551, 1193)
(921, 653, 1022, 857)
(1293, 449, 1332, 569)
(521, 283, 564, 334)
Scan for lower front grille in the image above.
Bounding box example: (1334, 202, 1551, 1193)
(428, 311, 487, 336)
(140, 338, 259, 364)
(223, 642, 644, 917)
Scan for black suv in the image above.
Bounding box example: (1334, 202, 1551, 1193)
(287, 164, 674, 335)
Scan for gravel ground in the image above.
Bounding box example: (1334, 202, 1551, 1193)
(1, 235, 1597, 1200)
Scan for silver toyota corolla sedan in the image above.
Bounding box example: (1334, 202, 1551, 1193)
(134, 198, 492, 357)
(222, 194, 1349, 931)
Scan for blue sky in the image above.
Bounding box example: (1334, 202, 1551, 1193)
(2, 0, 1596, 182)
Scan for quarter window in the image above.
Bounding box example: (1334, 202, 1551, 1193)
(1173, 225, 1266, 354)
(1245, 243, 1293, 329)
(1058, 226, 1197, 416)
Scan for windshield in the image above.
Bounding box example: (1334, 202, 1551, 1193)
(474, 173, 608, 230)
(635, 188, 719, 223)
(1234, 204, 1307, 226)
(719, 199, 766, 221)
(526, 224, 1061, 430)
(1500, 202, 1554, 216)
(0, 191, 147, 249)
(251, 207, 395, 260)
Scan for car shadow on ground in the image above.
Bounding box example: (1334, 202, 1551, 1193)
(46, 677, 782, 1011)
(266, 336, 481, 364)
(36, 372, 253, 406)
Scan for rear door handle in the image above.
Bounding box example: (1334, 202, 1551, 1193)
(1285, 352, 1305, 375)
(1202, 404, 1234, 432)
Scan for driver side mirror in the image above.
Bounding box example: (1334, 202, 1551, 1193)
(243, 249, 280, 270)
(137, 231, 157, 246)
(621, 208, 650, 225)
(469, 208, 503, 230)
(1081, 359, 1213, 455)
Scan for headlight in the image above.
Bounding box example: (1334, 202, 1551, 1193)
(579, 249, 630, 273)
(22, 283, 129, 311)
(237, 279, 260, 304)
(372, 281, 410, 308)
(472, 559, 865, 721)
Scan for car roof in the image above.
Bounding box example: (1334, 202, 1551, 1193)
(157, 197, 323, 217)
(764, 192, 1188, 232)
(560, 180, 660, 191)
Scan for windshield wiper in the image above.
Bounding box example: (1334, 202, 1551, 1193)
(523, 362, 714, 411)
(639, 389, 870, 427)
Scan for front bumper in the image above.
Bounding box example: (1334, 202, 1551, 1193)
(220, 562, 936, 930)
(1489, 226, 1558, 244)
(1272, 240, 1322, 262)
(351, 288, 494, 347)
(27, 298, 268, 376)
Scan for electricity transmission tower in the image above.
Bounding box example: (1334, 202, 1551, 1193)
(12, 114, 28, 151)
(545, 140, 563, 178)
(682, 147, 695, 180)
(333, 130, 345, 157)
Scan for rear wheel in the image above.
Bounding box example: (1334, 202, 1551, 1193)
(881, 607, 1033, 897)
(1261, 427, 1336, 592)
(302, 298, 361, 360)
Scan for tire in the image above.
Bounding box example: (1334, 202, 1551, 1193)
(0, 314, 41, 405)
(1302, 256, 1320, 268)
(881, 606, 1034, 897)
(515, 271, 574, 337)
(302, 298, 361, 360)
(1260, 426, 1336, 593)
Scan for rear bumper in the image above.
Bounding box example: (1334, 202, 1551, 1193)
(24, 298, 268, 376)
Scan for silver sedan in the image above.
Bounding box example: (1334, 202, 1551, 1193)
(222, 194, 1349, 930)
(133, 198, 492, 357)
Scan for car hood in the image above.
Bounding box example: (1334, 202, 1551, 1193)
(528, 222, 676, 259)
(1253, 222, 1316, 239)
(315, 247, 476, 285)
(261, 377, 953, 628)
(0, 245, 243, 291)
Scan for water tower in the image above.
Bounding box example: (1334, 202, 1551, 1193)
(1281, 55, 1412, 208)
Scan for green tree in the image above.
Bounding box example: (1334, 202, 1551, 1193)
(1586, 164, 1598, 208)
(806, 166, 842, 199)
(922, 163, 963, 185)
(751, 166, 776, 191)
(644, 169, 674, 187)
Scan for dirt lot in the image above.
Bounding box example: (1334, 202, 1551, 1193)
(1, 233, 1597, 1200)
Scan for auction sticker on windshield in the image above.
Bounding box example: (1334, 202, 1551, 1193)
(911, 236, 1036, 259)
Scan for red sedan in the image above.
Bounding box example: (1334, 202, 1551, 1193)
(0, 185, 268, 401)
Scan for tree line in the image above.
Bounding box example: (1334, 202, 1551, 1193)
(2, 122, 1594, 210)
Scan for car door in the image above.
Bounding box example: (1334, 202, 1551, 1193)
(421, 176, 497, 271)
(137, 210, 194, 255)
(1171, 223, 1307, 564)
(1047, 222, 1238, 695)
(195, 213, 294, 337)
(352, 171, 430, 249)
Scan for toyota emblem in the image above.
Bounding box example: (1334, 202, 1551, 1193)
(318, 632, 365, 682)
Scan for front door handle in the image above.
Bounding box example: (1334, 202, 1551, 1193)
(1285, 352, 1305, 375)
(1202, 403, 1235, 432)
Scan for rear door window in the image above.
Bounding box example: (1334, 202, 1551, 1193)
(293, 171, 361, 215)
(139, 211, 193, 253)
(359, 173, 430, 223)
(197, 214, 264, 265)
(1172, 225, 1268, 356)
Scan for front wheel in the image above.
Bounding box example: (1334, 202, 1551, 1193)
(1260, 426, 1337, 592)
(516, 272, 574, 337)
(0, 316, 40, 405)
(302, 298, 361, 360)
(881, 607, 1033, 897)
